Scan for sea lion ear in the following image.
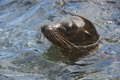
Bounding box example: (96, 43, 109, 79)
(84, 30, 92, 37)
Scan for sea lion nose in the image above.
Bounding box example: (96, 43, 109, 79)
(41, 25, 48, 32)
(41, 25, 56, 33)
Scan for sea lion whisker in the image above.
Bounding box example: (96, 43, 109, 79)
(53, 31, 71, 49)
(65, 39, 79, 49)
(54, 30, 79, 49)
(52, 31, 65, 46)
(54, 36, 67, 49)
(53, 31, 72, 49)
(45, 30, 64, 47)
(52, 29, 71, 48)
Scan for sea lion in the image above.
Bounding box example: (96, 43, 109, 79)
(41, 15, 99, 61)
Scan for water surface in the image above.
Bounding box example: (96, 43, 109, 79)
(0, 0, 120, 80)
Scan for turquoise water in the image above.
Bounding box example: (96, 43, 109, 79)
(0, 0, 120, 80)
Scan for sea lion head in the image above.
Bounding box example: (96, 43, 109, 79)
(41, 15, 99, 50)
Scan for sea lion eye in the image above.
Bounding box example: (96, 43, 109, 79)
(62, 23, 73, 32)
(64, 26, 73, 32)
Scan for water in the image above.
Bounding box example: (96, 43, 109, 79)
(0, 0, 120, 80)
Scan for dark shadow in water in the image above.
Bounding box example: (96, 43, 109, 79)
(43, 42, 99, 64)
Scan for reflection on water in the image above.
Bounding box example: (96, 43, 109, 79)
(0, 0, 120, 80)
